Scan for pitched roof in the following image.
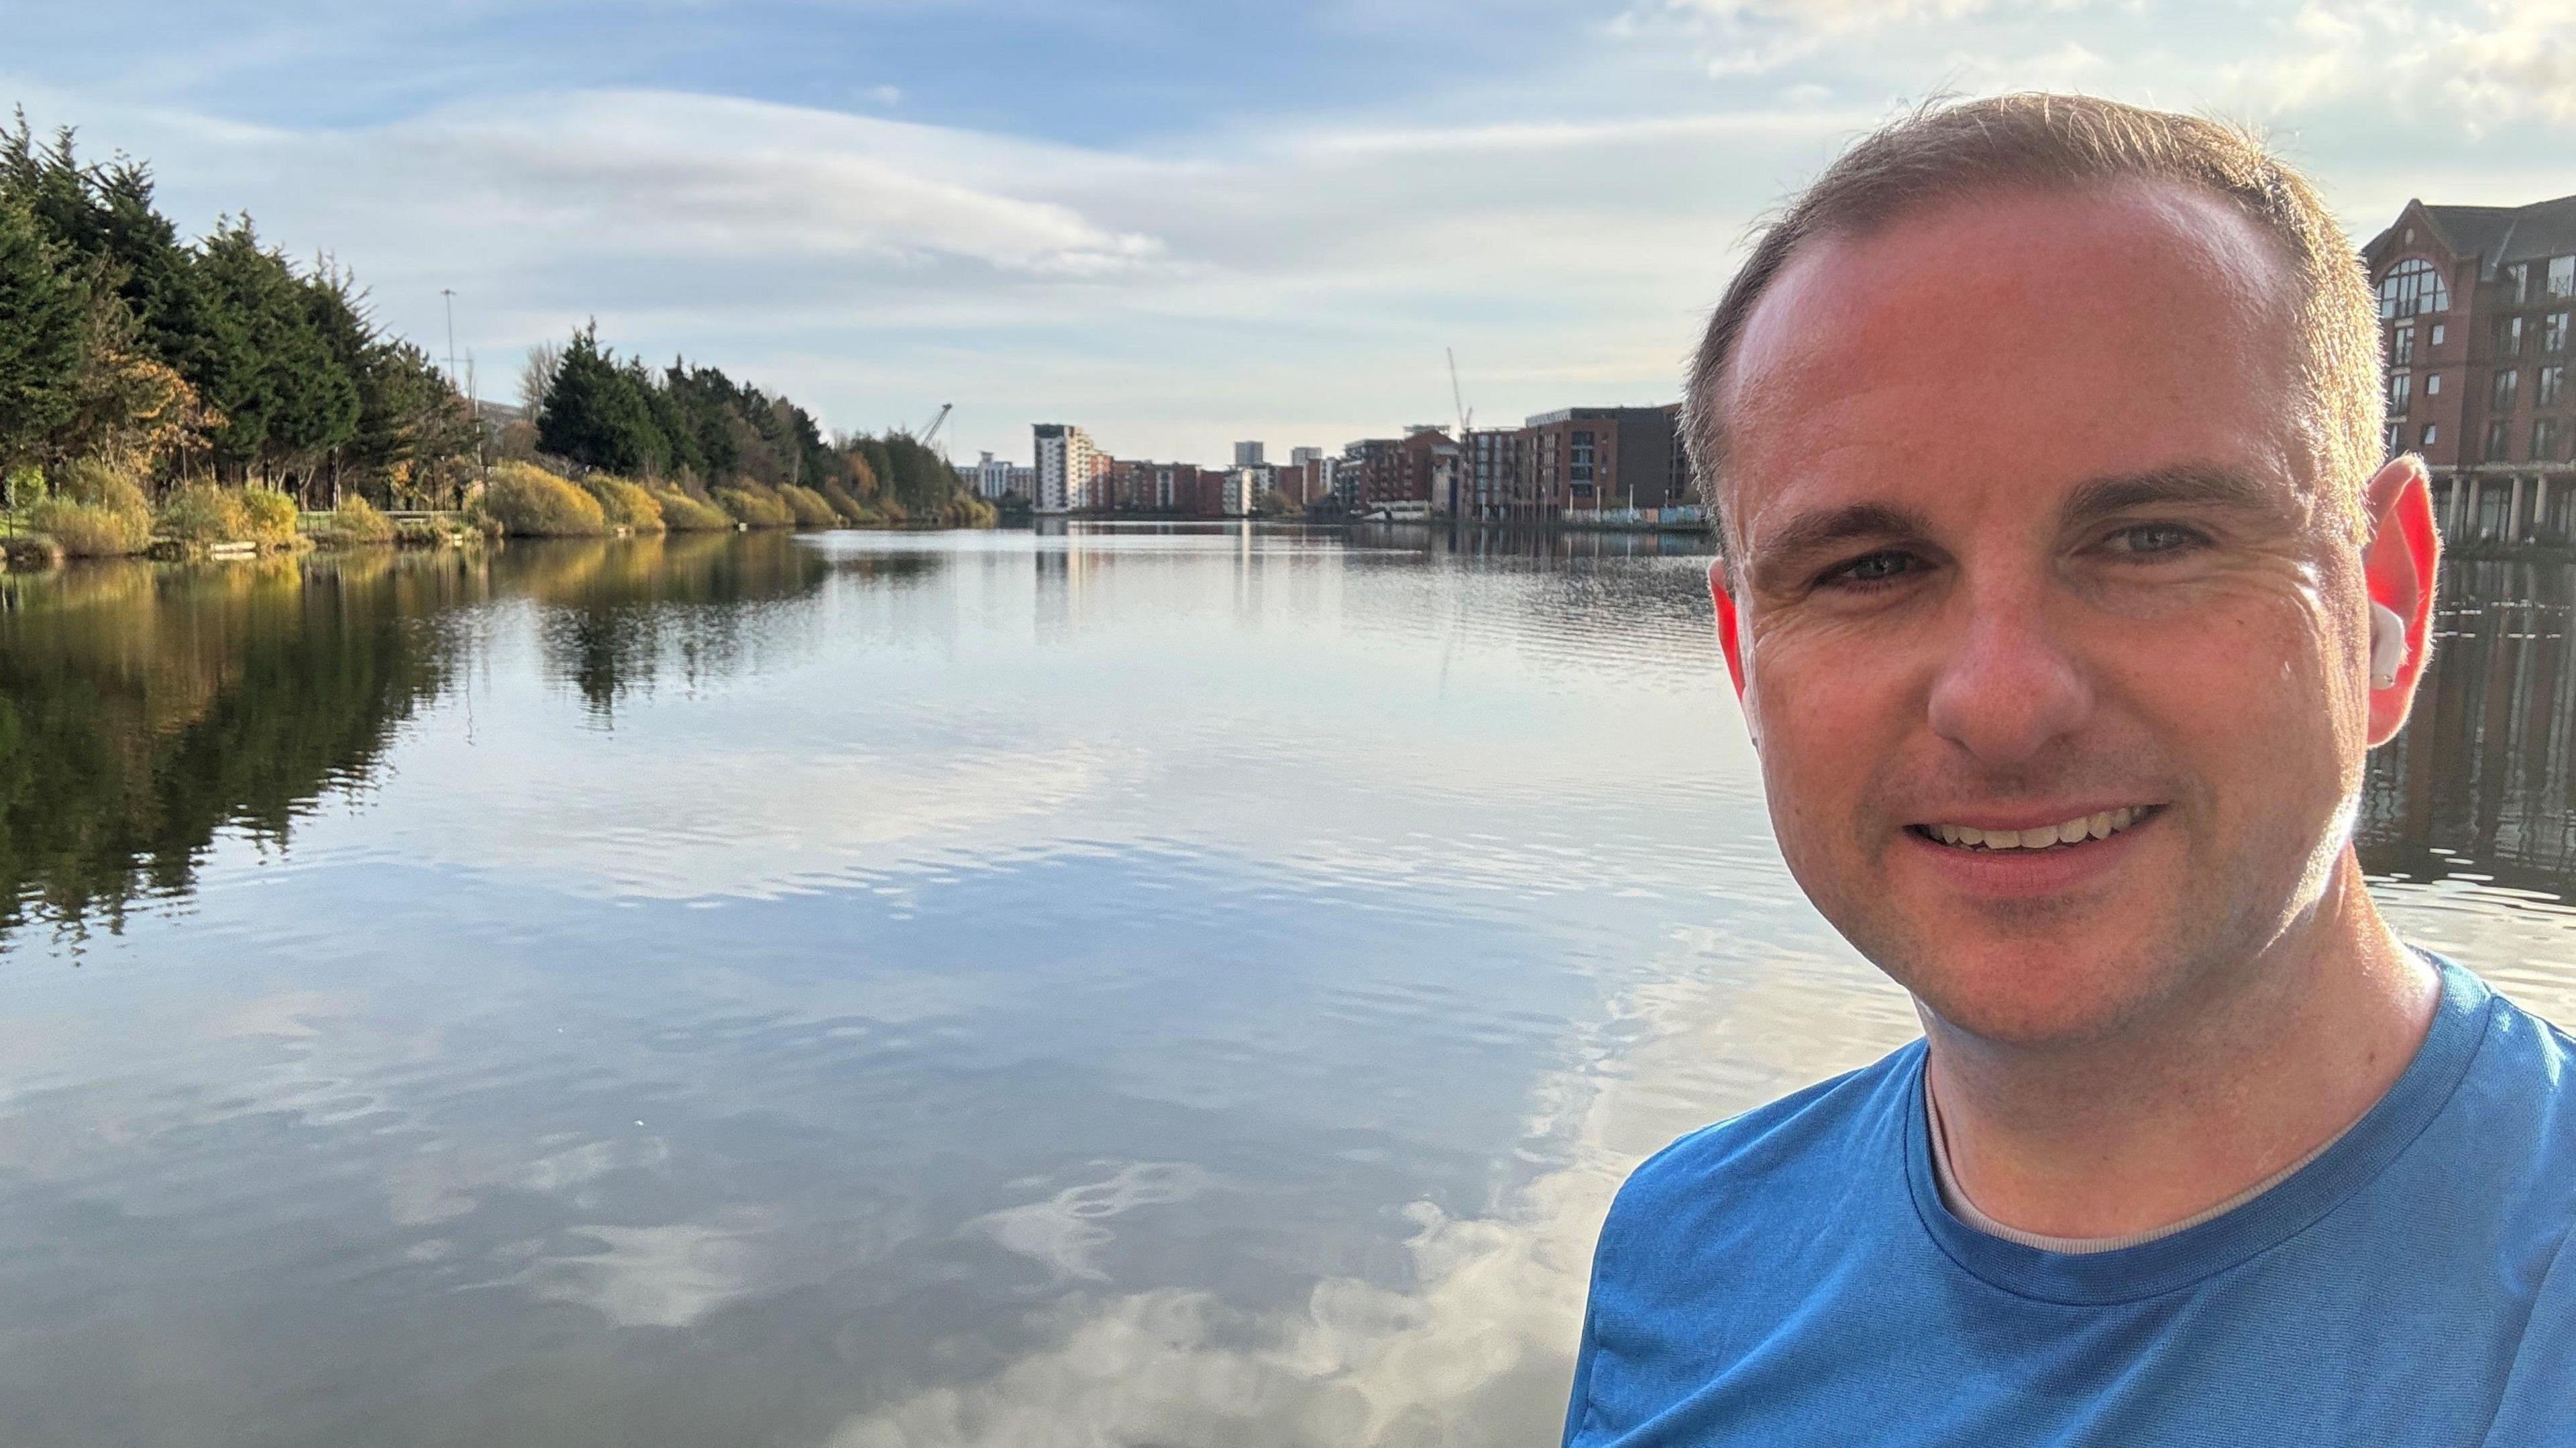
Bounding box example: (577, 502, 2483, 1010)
(2375, 194, 2576, 280)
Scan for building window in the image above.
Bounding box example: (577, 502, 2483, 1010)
(2430, 323, 2445, 346)
(1568, 430, 1595, 485)
(2391, 325, 2415, 365)
(2509, 262, 2532, 304)
(2485, 417, 2513, 461)
(2493, 368, 2520, 412)
(2377, 258, 2449, 318)
(2421, 423, 2438, 447)
(2553, 256, 2576, 299)
(2542, 364, 2567, 408)
(2387, 372, 2411, 414)
(2548, 312, 2571, 353)
(2499, 316, 2525, 356)
(2426, 373, 2442, 395)
(2536, 417, 2568, 461)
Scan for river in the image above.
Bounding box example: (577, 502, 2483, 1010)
(1, 526, 2569, 1446)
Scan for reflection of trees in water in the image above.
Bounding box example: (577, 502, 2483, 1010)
(507, 533, 936, 718)
(0, 555, 466, 940)
(2361, 561, 2576, 896)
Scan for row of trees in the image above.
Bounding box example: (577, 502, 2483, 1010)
(0, 109, 991, 531)
(518, 325, 989, 528)
(0, 115, 478, 506)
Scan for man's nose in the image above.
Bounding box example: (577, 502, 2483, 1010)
(1924, 586, 2094, 767)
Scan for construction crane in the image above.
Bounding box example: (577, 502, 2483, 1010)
(1447, 350, 1475, 520)
(916, 402, 953, 451)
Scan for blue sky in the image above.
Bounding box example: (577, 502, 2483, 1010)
(7, 1, 2573, 465)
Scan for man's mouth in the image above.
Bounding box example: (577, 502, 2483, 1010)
(1909, 805, 2158, 852)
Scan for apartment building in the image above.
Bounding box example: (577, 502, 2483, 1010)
(971, 451, 1016, 500)
(2364, 194, 2576, 468)
(1519, 405, 1686, 516)
(1031, 423, 1099, 514)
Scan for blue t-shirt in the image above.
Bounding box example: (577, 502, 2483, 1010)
(1564, 959, 2576, 1446)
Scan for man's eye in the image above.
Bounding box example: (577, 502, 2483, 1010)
(2106, 523, 2206, 556)
(1821, 551, 1919, 588)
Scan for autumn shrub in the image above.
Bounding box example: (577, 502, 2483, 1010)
(816, 480, 871, 525)
(393, 517, 447, 547)
(580, 474, 665, 533)
(648, 486, 732, 531)
(31, 498, 152, 556)
(56, 457, 151, 514)
(330, 494, 395, 545)
(240, 487, 299, 545)
(777, 484, 839, 528)
(157, 484, 254, 545)
(712, 484, 794, 528)
(476, 461, 607, 537)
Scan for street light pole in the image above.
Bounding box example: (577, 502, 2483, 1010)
(441, 289, 460, 391)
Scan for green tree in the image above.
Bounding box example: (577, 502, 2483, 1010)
(539, 325, 669, 476)
(174, 219, 359, 488)
(0, 201, 87, 466)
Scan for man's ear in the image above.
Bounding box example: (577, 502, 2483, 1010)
(1709, 557, 1747, 700)
(2361, 456, 2439, 746)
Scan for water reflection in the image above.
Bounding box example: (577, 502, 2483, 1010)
(2361, 559, 2576, 893)
(0, 555, 459, 940)
(0, 528, 2564, 1447)
(517, 532, 839, 718)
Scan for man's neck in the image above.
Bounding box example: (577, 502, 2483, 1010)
(1919, 853, 2441, 1241)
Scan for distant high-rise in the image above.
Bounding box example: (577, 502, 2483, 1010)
(1289, 446, 1320, 466)
(1233, 441, 1266, 467)
(1032, 424, 1099, 514)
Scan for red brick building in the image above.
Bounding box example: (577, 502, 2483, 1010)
(1515, 405, 1688, 518)
(2364, 195, 2576, 547)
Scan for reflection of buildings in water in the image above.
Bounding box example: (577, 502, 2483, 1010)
(2361, 561, 2576, 894)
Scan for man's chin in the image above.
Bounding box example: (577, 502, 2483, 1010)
(1878, 929, 2185, 1050)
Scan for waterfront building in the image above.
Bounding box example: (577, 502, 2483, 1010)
(2363, 194, 2576, 545)
(1226, 465, 1267, 516)
(1234, 441, 1267, 467)
(1520, 406, 1688, 518)
(1463, 427, 1525, 522)
(1032, 423, 1099, 514)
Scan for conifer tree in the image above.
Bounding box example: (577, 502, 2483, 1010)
(0, 201, 87, 465)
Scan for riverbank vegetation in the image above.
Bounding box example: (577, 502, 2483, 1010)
(503, 325, 996, 537)
(1, 109, 995, 565)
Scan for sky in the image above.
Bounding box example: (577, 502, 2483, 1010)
(5, 0, 2574, 466)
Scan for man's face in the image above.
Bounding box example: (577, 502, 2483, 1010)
(1717, 181, 2377, 1047)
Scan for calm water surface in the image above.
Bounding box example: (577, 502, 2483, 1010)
(2, 526, 2569, 1446)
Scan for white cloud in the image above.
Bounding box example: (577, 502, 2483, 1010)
(1627, 0, 2092, 75)
(2215, 1, 2576, 123)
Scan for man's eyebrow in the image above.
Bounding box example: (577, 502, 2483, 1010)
(1741, 502, 1933, 588)
(1751, 502, 1932, 563)
(2061, 464, 2286, 524)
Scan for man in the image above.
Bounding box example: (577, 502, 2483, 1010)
(1564, 95, 2574, 1445)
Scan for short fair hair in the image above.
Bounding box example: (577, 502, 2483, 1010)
(1686, 93, 2381, 554)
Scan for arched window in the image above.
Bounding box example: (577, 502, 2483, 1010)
(2378, 258, 2450, 319)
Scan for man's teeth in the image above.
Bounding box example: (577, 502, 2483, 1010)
(1927, 807, 2146, 850)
